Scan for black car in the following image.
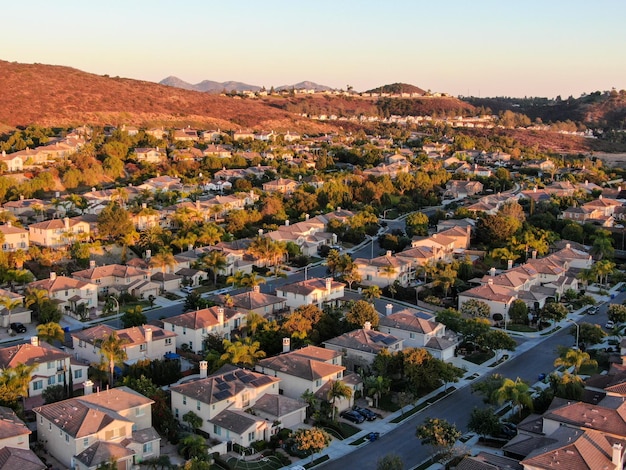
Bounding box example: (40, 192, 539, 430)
(10, 322, 27, 333)
(353, 406, 377, 421)
(340, 410, 365, 424)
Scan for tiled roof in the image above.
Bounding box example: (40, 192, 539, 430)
(72, 264, 149, 280)
(209, 409, 259, 434)
(74, 441, 133, 467)
(545, 400, 626, 436)
(216, 291, 286, 311)
(252, 393, 306, 418)
(324, 328, 401, 355)
(0, 447, 45, 470)
(29, 275, 92, 293)
(290, 345, 341, 362)
(257, 354, 344, 381)
(277, 278, 344, 296)
(164, 306, 243, 330)
(0, 406, 30, 439)
(72, 324, 175, 347)
(461, 283, 516, 303)
(379, 311, 440, 334)
(0, 341, 69, 369)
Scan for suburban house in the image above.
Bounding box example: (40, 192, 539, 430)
(0, 288, 31, 328)
(0, 222, 29, 252)
(28, 273, 98, 318)
(444, 180, 484, 199)
(255, 344, 359, 414)
(0, 150, 24, 172)
(34, 386, 159, 470)
(264, 218, 334, 257)
(0, 337, 88, 400)
(28, 217, 90, 248)
(169, 364, 304, 446)
(262, 178, 298, 195)
(275, 277, 345, 310)
(354, 251, 413, 287)
(323, 322, 403, 371)
(213, 286, 289, 319)
(378, 307, 457, 361)
(0, 406, 45, 470)
(133, 147, 164, 164)
(71, 324, 177, 366)
(72, 262, 159, 299)
(162, 306, 247, 354)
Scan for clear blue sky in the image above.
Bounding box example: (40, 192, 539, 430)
(4, 0, 625, 98)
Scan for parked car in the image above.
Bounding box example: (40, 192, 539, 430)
(500, 423, 517, 438)
(606, 320, 615, 329)
(340, 410, 365, 424)
(10, 322, 27, 334)
(587, 306, 598, 315)
(182, 286, 194, 294)
(353, 406, 377, 421)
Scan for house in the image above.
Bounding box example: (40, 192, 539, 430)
(262, 178, 298, 195)
(133, 147, 164, 164)
(323, 322, 403, 371)
(0, 150, 24, 172)
(213, 286, 289, 319)
(0, 222, 29, 252)
(71, 324, 176, 366)
(0, 405, 32, 450)
(29, 217, 90, 248)
(0, 337, 88, 400)
(162, 306, 247, 354)
(275, 278, 345, 310)
(444, 180, 484, 199)
(72, 262, 157, 299)
(255, 344, 358, 414)
(378, 307, 457, 361)
(169, 364, 301, 445)
(173, 127, 199, 142)
(0, 447, 46, 470)
(354, 251, 413, 287)
(28, 273, 98, 318)
(0, 288, 30, 328)
(457, 279, 517, 322)
(3, 197, 46, 222)
(35, 386, 159, 470)
(265, 219, 334, 257)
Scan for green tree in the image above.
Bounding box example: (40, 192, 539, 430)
(548, 371, 584, 400)
(575, 322, 606, 346)
(416, 417, 461, 463)
(36, 322, 65, 344)
(220, 337, 266, 367)
(471, 374, 506, 405)
(541, 302, 568, 325)
(376, 454, 404, 470)
(362, 285, 382, 302)
(460, 299, 491, 318)
(467, 407, 500, 438)
(405, 212, 429, 237)
(42, 384, 67, 404)
(0, 363, 36, 408)
(178, 434, 208, 460)
(508, 299, 529, 325)
(182, 411, 203, 433)
(608, 304, 626, 323)
(591, 229, 614, 260)
(97, 202, 134, 242)
(326, 379, 353, 421)
(346, 300, 379, 328)
(481, 330, 517, 359)
(149, 249, 177, 274)
(493, 377, 533, 418)
(96, 332, 128, 386)
(200, 250, 227, 285)
(365, 375, 390, 408)
(0, 296, 22, 332)
(435, 308, 463, 333)
(121, 305, 147, 328)
(554, 346, 597, 374)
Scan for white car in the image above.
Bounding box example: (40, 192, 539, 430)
(606, 320, 615, 329)
(182, 286, 194, 294)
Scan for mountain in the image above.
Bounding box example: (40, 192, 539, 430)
(276, 81, 333, 92)
(159, 76, 260, 93)
(365, 83, 427, 95)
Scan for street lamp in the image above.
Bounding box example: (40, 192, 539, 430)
(109, 296, 120, 329)
(568, 318, 580, 350)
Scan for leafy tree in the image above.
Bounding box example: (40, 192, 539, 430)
(405, 212, 429, 237)
(459, 318, 491, 347)
(416, 417, 461, 463)
(476, 213, 521, 246)
(467, 407, 500, 438)
(482, 330, 517, 359)
(181, 458, 210, 470)
(200, 250, 227, 285)
(182, 411, 203, 433)
(0, 363, 36, 408)
(548, 371, 584, 400)
(221, 337, 266, 367)
(554, 346, 597, 374)
(345, 300, 379, 328)
(471, 374, 506, 405)
(365, 375, 391, 408)
(460, 299, 490, 318)
(0, 296, 21, 332)
(493, 377, 533, 418)
(435, 308, 463, 333)
(541, 302, 568, 325)
(575, 322, 606, 346)
(376, 454, 404, 470)
(362, 285, 382, 302)
(183, 291, 209, 312)
(178, 434, 208, 460)
(121, 305, 147, 328)
(36, 322, 65, 344)
(591, 229, 614, 260)
(96, 203, 134, 242)
(403, 348, 463, 393)
(292, 427, 332, 456)
(96, 459, 119, 470)
(508, 299, 529, 325)
(608, 304, 626, 323)
(42, 384, 67, 404)
(95, 332, 128, 386)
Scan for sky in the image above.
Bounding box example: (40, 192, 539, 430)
(3, 0, 625, 98)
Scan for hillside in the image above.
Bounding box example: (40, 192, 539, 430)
(365, 82, 426, 95)
(159, 76, 261, 93)
(0, 61, 333, 132)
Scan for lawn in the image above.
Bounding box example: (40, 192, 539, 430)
(506, 324, 537, 333)
(226, 455, 284, 470)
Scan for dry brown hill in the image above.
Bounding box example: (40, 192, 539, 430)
(0, 60, 334, 132)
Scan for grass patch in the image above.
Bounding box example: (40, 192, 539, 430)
(304, 455, 330, 468)
(540, 326, 561, 336)
(579, 364, 601, 375)
(378, 395, 401, 412)
(465, 351, 495, 365)
(226, 455, 284, 470)
(413, 458, 437, 470)
(390, 388, 456, 423)
(349, 436, 368, 446)
(505, 324, 536, 332)
(489, 355, 509, 367)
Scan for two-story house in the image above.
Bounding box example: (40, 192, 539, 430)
(29, 217, 90, 248)
(275, 278, 345, 310)
(72, 262, 159, 300)
(133, 147, 164, 164)
(0, 406, 45, 470)
(71, 324, 176, 366)
(0, 337, 88, 400)
(170, 364, 304, 445)
(213, 286, 288, 319)
(262, 178, 298, 195)
(162, 306, 247, 354)
(34, 386, 159, 469)
(28, 273, 98, 318)
(354, 251, 412, 287)
(0, 222, 29, 252)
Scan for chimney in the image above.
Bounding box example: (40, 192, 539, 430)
(285, 219, 290, 227)
(144, 327, 152, 350)
(145, 249, 151, 260)
(91, 187, 96, 192)
(253, 285, 260, 294)
(258, 229, 264, 236)
(532, 250, 537, 259)
(50, 272, 57, 281)
(599, 194, 603, 200)
(282, 337, 291, 353)
(188, 244, 193, 252)
(488, 278, 493, 285)
(199, 361, 208, 379)
(89, 260, 96, 269)
(364, 321, 372, 330)
(217, 307, 224, 326)
(83, 380, 94, 396)
(31, 336, 39, 347)
(336, 207, 341, 212)
(386, 304, 393, 316)
(305, 214, 310, 221)
(6, 221, 11, 228)
(612, 443, 623, 469)
(55, 191, 60, 198)
(507, 260, 513, 270)
(490, 267, 496, 277)
(386, 250, 392, 257)
(566, 243, 571, 249)
(142, 202, 147, 209)
(326, 278, 332, 292)
(533, 186, 537, 193)
(19, 195, 24, 201)
(63, 217, 70, 230)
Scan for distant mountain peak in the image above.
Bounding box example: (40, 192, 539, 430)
(365, 83, 426, 95)
(159, 77, 334, 93)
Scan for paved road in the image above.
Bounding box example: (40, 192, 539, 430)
(320, 293, 622, 470)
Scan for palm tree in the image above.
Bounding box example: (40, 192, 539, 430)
(362, 285, 381, 303)
(149, 249, 177, 274)
(111, 187, 129, 208)
(120, 229, 140, 264)
(139, 455, 173, 470)
(241, 272, 266, 289)
(201, 250, 228, 285)
(37, 322, 65, 344)
(178, 434, 207, 460)
(196, 223, 223, 246)
(96, 332, 128, 386)
(342, 264, 362, 289)
(554, 347, 597, 375)
(247, 235, 274, 267)
(434, 263, 457, 298)
(327, 380, 353, 421)
(0, 296, 22, 333)
(365, 375, 390, 408)
(577, 268, 596, 290)
(592, 259, 615, 287)
(25, 288, 49, 321)
(591, 229, 614, 260)
(9, 249, 30, 269)
(380, 264, 397, 287)
(493, 377, 533, 418)
(0, 362, 36, 407)
(226, 270, 247, 288)
(220, 337, 266, 368)
(245, 312, 267, 337)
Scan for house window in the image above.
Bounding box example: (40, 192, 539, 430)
(175, 408, 179, 418)
(47, 361, 54, 370)
(34, 380, 43, 391)
(183, 327, 186, 335)
(183, 396, 187, 405)
(143, 442, 153, 454)
(135, 407, 144, 417)
(49, 423, 52, 430)
(409, 333, 415, 339)
(75, 369, 83, 379)
(65, 433, 69, 443)
(140, 344, 147, 352)
(171, 325, 175, 332)
(58, 373, 64, 382)
(48, 376, 56, 386)
(40, 416, 43, 424)
(165, 338, 172, 345)
(242, 393, 249, 407)
(315, 379, 321, 387)
(83, 438, 89, 447)
(213, 425, 221, 436)
(189, 341, 193, 350)
(197, 400, 201, 411)
(248, 431, 255, 442)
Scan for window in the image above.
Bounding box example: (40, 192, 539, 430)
(189, 341, 193, 350)
(140, 344, 147, 352)
(58, 373, 64, 382)
(213, 425, 221, 436)
(49, 423, 52, 431)
(409, 333, 415, 339)
(135, 407, 144, 417)
(242, 392, 250, 407)
(74, 369, 83, 379)
(196, 400, 201, 411)
(165, 338, 172, 345)
(143, 442, 153, 454)
(183, 396, 187, 405)
(175, 408, 179, 418)
(83, 438, 89, 447)
(40, 416, 43, 424)
(315, 379, 321, 387)
(47, 361, 54, 370)
(248, 431, 255, 442)
(48, 376, 56, 386)
(34, 380, 43, 391)
(183, 327, 186, 335)
(65, 433, 70, 443)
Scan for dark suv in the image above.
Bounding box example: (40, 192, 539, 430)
(353, 406, 377, 421)
(340, 410, 365, 424)
(10, 322, 27, 333)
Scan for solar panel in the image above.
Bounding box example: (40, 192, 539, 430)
(239, 374, 254, 383)
(217, 382, 230, 391)
(223, 373, 236, 382)
(215, 377, 224, 384)
(382, 337, 397, 345)
(213, 390, 233, 401)
(234, 370, 247, 378)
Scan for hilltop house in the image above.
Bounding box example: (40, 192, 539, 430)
(28, 217, 90, 248)
(0, 222, 29, 252)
